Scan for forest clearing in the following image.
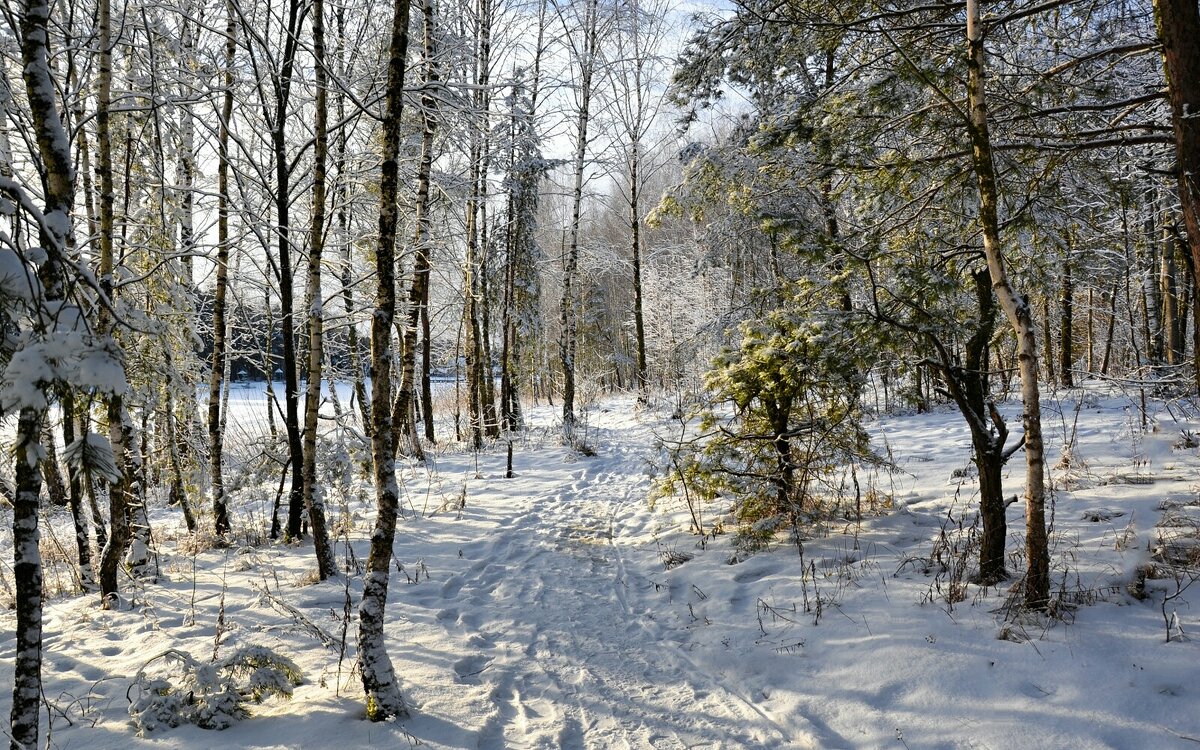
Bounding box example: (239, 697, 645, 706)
(2, 0, 1200, 746)
(3, 387, 1200, 748)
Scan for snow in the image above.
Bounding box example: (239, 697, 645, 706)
(3, 387, 1200, 748)
(0, 333, 127, 414)
(0, 246, 39, 303)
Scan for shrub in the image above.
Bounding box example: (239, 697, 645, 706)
(662, 306, 879, 553)
(128, 645, 302, 734)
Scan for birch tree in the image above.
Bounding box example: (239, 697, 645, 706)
(359, 0, 412, 720)
(965, 0, 1049, 606)
(302, 0, 338, 580)
(556, 0, 601, 445)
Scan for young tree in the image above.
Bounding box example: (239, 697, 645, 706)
(965, 0, 1050, 606)
(302, 0, 338, 580)
(211, 0, 237, 537)
(606, 0, 672, 401)
(359, 0, 412, 720)
(556, 0, 602, 444)
(394, 0, 440, 458)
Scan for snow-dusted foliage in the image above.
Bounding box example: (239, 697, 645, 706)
(128, 646, 302, 734)
(62, 431, 123, 484)
(659, 302, 880, 552)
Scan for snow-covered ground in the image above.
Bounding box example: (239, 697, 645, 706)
(3, 387, 1200, 748)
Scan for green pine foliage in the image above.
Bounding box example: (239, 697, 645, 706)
(663, 298, 879, 555)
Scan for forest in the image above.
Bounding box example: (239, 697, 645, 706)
(2, 0, 1200, 746)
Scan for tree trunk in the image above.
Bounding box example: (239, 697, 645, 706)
(10, 409, 44, 750)
(360, 0, 412, 721)
(211, 0, 236, 537)
(1101, 279, 1118, 376)
(95, 0, 144, 603)
(302, 0, 337, 580)
(14, 0, 78, 738)
(394, 0, 439, 460)
(630, 144, 648, 401)
(500, 0, 546, 433)
(966, 0, 1049, 608)
(421, 301, 435, 442)
(559, 0, 600, 445)
(1086, 287, 1094, 374)
(1059, 256, 1073, 387)
(966, 270, 1006, 583)
(1041, 295, 1055, 386)
(462, 0, 494, 450)
(41, 422, 66, 506)
(61, 391, 96, 588)
(975, 437, 1007, 582)
(1143, 205, 1164, 364)
(255, 0, 307, 543)
(1153, 0, 1200, 386)
(1161, 222, 1181, 365)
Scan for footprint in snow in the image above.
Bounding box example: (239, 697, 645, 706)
(453, 654, 493, 683)
(733, 564, 780, 584)
(441, 575, 464, 599)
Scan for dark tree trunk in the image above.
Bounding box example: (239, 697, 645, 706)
(965, 270, 1007, 583)
(211, 0, 236, 537)
(421, 303, 435, 442)
(1042, 295, 1056, 386)
(1153, 0, 1200, 386)
(630, 147, 648, 400)
(60, 391, 95, 588)
(1162, 226, 1182, 365)
(1101, 279, 1118, 376)
(394, 0, 438, 460)
(1060, 257, 1074, 387)
(928, 270, 1007, 584)
(560, 0, 599, 445)
(42, 422, 67, 506)
(251, 0, 307, 542)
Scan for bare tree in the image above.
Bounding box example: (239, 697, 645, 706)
(302, 0, 339, 579)
(556, 0, 602, 444)
(211, 0, 237, 537)
(359, 0, 413, 720)
(966, 0, 1049, 607)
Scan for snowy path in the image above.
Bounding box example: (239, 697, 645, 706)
(395, 415, 816, 749)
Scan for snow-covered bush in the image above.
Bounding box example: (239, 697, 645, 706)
(128, 646, 302, 734)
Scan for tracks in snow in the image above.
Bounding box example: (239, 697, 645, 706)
(407, 424, 809, 749)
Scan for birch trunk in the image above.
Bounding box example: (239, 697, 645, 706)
(302, 0, 337, 579)
(966, 0, 1049, 608)
(13, 0, 77, 739)
(359, 0, 412, 720)
(559, 0, 600, 445)
(394, 0, 439, 460)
